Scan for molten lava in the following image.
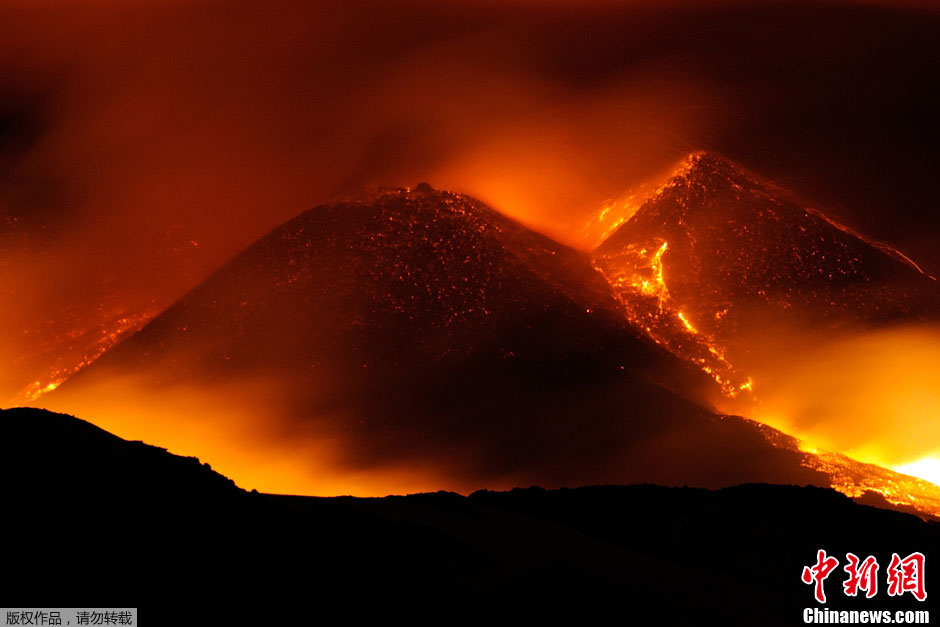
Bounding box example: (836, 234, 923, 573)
(36, 185, 837, 499)
(592, 233, 750, 398)
(16, 309, 156, 404)
(800, 448, 940, 518)
(592, 153, 940, 517)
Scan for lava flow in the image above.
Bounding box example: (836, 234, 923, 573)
(15, 308, 156, 404)
(38, 185, 831, 498)
(592, 152, 940, 516)
(593, 236, 752, 398)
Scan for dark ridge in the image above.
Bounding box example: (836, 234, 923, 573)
(0, 406, 238, 498)
(3, 408, 937, 622)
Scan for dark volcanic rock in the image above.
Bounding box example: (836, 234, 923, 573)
(48, 186, 823, 490)
(74, 186, 663, 383)
(593, 152, 940, 384)
(596, 152, 939, 328)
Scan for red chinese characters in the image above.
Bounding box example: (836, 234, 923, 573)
(802, 550, 927, 603)
(802, 549, 840, 603)
(887, 552, 927, 601)
(843, 553, 879, 598)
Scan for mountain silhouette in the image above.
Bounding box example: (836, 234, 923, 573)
(3, 407, 937, 623)
(47, 185, 824, 491)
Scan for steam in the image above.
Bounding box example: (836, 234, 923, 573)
(747, 324, 940, 476)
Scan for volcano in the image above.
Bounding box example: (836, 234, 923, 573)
(47, 184, 826, 493)
(593, 152, 940, 394)
(592, 153, 940, 515)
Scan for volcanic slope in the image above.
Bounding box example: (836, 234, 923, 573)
(593, 152, 940, 395)
(49, 185, 829, 491)
(592, 153, 940, 516)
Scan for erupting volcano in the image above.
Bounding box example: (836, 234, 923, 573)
(44, 184, 831, 494)
(5, 0, 940, 618)
(593, 152, 940, 516)
(31, 178, 940, 519)
(4, 1, 940, 618)
(594, 153, 940, 388)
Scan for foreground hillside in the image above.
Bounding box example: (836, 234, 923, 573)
(2, 407, 935, 623)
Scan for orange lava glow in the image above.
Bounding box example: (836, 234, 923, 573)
(799, 446, 940, 516)
(592, 230, 752, 398)
(3, 0, 940, 510)
(895, 457, 940, 487)
(590, 157, 940, 516)
(582, 193, 645, 249)
(743, 326, 940, 489)
(34, 375, 449, 497)
(14, 310, 156, 404)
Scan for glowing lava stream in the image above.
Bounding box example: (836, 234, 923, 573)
(14, 310, 156, 404)
(592, 234, 940, 514)
(582, 193, 645, 249)
(590, 190, 940, 516)
(592, 238, 753, 399)
(895, 456, 940, 488)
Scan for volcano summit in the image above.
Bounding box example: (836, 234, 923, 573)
(593, 152, 940, 394)
(46, 183, 829, 494)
